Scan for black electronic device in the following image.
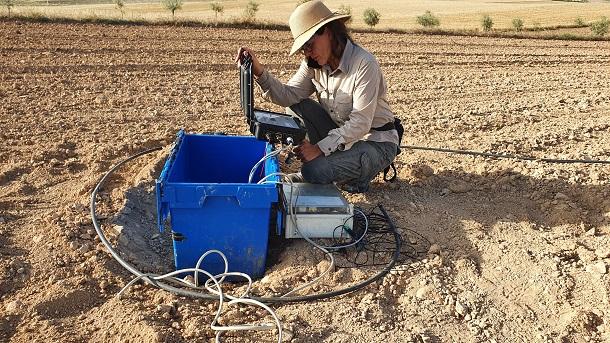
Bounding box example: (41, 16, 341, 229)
(239, 55, 307, 145)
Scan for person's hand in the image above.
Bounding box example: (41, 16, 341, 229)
(235, 47, 264, 77)
(294, 139, 322, 163)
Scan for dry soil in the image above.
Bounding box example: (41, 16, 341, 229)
(1, 21, 610, 343)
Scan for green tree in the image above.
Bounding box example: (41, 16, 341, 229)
(162, 0, 183, 19)
(590, 16, 609, 36)
(363, 8, 380, 29)
(210, 1, 224, 21)
(416, 10, 440, 28)
(338, 4, 352, 24)
(114, 0, 125, 19)
(481, 14, 493, 31)
(512, 18, 524, 32)
(244, 0, 259, 21)
(1, 0, 15, 17)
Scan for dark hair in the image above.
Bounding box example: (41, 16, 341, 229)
(325, 19, 353, 62)
(306, 19, 353, 69)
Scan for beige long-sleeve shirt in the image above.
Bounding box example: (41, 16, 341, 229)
(256, 40, 398, 156)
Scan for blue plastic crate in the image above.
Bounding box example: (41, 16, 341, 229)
(156, 131, 280, 279)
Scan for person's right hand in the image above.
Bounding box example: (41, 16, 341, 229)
(294, 139, 322, 163)
(235, 47, 264, 78)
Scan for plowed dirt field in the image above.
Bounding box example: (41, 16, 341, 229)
(1, 21, 610, 342)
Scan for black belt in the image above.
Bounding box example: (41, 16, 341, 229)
(372, 121, 395, 131)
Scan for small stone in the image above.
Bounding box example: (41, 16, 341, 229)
(577, 247, 596, 263)
(554, 192, 569, 201)
(157, 304, 174, 314)
(585, 228, 596, 236)
(595, 248, 610, 259)
(410, 164, 434, 178)
(171, 321, 181, 329)
(5, 300, 23, 314)
(416, 285, 434, 300)
(445, 294, 455, 305)
(428, 244, 441, 255)
(0, 217, 5, 223)
(448, 181, 472, 193)
(455, 301, 469, 316)
(80, 233, 92, 240)
(183, 275, 195, 285)
(32, 235, 43, 243)
(316, 259, 331, 274)
(100, 280, 110, 291)
(17, 267, 25, 274)
(586, 261, 607, 275)
(112, 225, 124, 235)
(78, 244, 91, 254)
(282, 328, 294, 341)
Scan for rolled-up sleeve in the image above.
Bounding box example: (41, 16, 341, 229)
(317, 57, 381, 155)
(256, 61, 315, 107)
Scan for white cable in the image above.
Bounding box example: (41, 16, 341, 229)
(213, 298, 283, 343)
(194, 249, 229, 287)
(204, 272, 253, 300)
(249, 146, 290, 183)
(248, 144, 292, 183)
(118, 252, 283, 343)
(281, 182, 336, 297)
(250, 145, 346, 296)
(257, 172, 289, 184)
(118, 268, 219, 299)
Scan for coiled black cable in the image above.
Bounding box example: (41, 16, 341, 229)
(91, 147, 401, 304)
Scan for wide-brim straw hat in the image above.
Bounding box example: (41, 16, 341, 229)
(288, 1, 351, 56)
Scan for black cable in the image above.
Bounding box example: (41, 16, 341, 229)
(330, 207, 367, 247)
(333, 206, 430, 269)
(91, 146, 402, 304)
(402, 145, 610, 165)
(92, 142, 606, 303)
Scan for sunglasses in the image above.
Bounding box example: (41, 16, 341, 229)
(300, 27, 325, 53)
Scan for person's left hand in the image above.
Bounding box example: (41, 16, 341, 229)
(294, 139, 322, 162)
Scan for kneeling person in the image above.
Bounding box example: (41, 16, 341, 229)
(236, 1, 399, 193)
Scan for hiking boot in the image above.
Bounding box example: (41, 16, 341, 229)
(338, 181, 369, 193)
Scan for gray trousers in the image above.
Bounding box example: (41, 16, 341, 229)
(287, 99, 397, 193)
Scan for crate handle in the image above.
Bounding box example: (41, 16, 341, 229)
(197, 186, 278, 209)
